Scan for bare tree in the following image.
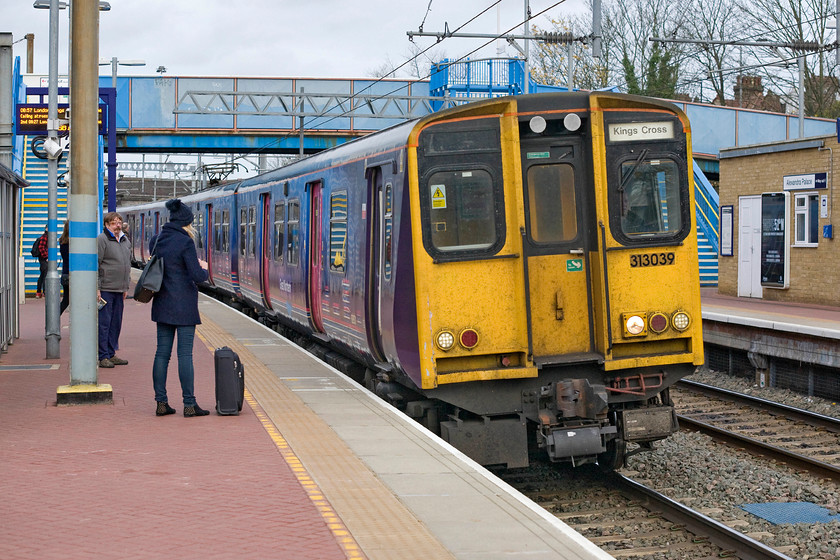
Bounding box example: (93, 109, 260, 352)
(737, 0, 839, 117)
(684, 0, 746, 104)
(602, 0, 687, 96)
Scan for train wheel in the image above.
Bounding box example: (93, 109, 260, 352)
(598, 438, 626, 471)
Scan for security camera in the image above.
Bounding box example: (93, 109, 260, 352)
(43, 137, 63, 158)
(43, 136, 70, 159)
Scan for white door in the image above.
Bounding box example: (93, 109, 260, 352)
(737, 196, 763, 298)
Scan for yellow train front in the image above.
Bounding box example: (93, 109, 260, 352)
(401, 91, 703, 469)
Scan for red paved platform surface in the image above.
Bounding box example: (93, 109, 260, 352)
(0, 298, 347, 560)
(701, 287, 840, 326)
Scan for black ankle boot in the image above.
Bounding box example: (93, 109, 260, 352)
(156, 402, 176, 416)
(184, 403, 209, 417)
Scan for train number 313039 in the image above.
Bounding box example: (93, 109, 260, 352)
(629, 252, 675, 267)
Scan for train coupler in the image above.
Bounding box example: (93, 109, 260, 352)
(540, 423, 617, 465)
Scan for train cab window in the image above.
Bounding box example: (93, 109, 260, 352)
(384, 183, 393, 281)
(274, 201, 285, 262)
(247, 205, 256, 257)
(287, 199, 300, 266)
(426, 169, 497, 252)
(526, 164, 577, 243)
(618, 158, 682, 238)
(329, 191, 347, 272)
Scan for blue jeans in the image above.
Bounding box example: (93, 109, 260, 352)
(152, 323, 197, 406)
(98, 291, 125, 360)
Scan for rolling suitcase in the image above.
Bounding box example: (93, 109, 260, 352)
(214, 346, 244, 415)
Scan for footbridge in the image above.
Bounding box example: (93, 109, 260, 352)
(14, 59, 838, 290)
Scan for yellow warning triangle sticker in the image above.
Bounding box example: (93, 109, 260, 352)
(432, 187, 444, 198)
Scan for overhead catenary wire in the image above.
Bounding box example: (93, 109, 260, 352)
(222, 0, 569, 169)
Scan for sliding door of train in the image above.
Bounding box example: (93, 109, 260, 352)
(519, 135, 595, 359)
(365, 167, 387, 361)
(307, 181, 325, 333)
(259, 193, 272, 309)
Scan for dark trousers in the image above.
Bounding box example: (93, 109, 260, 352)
(60, 274, 69, 315)
(36, 259, 47, 293)
(98, 291, 125, 360)
(152, 323, 197, 406)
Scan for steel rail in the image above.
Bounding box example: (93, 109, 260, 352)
(677, 414, 840, 481)
(677, 379, 840, 433)
(608, 473, 796, 560)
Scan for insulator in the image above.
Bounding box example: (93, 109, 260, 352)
(540, 32, 574, 44)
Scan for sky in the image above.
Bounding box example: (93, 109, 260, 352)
(5, 0, 589, 79)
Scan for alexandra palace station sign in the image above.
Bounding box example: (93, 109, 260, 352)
(15, 103, 105, 135)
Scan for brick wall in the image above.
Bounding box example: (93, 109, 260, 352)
(718, 134, 840, 306)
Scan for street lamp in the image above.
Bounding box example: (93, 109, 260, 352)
(99, 57, 145, 88)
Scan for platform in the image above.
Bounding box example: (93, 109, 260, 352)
(701, 288, 840, 374)
(0, 293, 612, 560)
(701, 287, 840, 340)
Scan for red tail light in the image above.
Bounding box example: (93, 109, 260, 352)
(459, 329, 479, 349)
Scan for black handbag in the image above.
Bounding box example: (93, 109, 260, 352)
(133, 238, 164, 303)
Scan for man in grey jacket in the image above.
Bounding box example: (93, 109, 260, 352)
(97, 212, 132, 368)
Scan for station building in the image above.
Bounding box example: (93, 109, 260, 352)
(718, 132, 840, 306)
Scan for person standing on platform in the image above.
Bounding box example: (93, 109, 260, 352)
(34, 227, 48, 298)
(59, 221, 70, 315)
(150, 199, 210, 417)
(97, 212, 132, 368)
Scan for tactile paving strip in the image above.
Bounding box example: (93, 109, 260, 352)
(196, 314, 454, 560)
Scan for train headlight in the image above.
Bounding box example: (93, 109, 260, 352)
(671, 311, 691, 331)
(649, 312, 669, 334)
(435, 330, 455, 351)
(622, 312, 647, 337)
(459, 328, 479, 350)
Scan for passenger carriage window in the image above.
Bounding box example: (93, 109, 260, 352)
(274, 201, 285, 262)
(329, 191, 348, 272)
(287, 199, 300, 266)
(239, 208, 247, 257)
(194, 207, 203, 250)
(126, 216, 135, 245)
(426, 169, 496, 252)
(247, 205, 256, 257)
(213, 210, 221, 251)
(384, 183, 393, 281)
(222, 209, 230, 252)
(145, 214, 152, 246)
(527, 164, 577, 243)
(618, 158, 682, 237)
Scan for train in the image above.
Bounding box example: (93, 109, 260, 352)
(120, 91, 704, 470)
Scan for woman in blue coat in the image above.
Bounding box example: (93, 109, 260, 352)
(150, 199, 210, 417)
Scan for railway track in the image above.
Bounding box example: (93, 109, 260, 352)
(217, 295, 826, 558)
(495, 462, 794, 559)
(673, 379, 840, 481)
